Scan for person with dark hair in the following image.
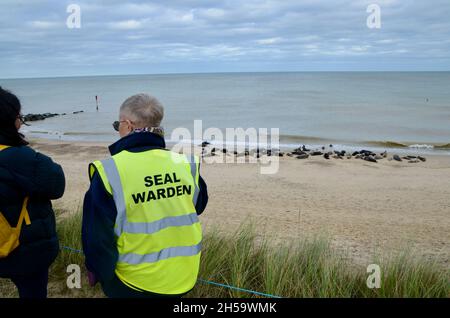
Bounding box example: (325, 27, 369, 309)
(0, 87, 29, 146)
(0, 86, 66, 298)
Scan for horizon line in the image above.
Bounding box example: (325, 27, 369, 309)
(2, 70, 450, 81)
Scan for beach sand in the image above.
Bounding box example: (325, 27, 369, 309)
(29, 139, 450, 267)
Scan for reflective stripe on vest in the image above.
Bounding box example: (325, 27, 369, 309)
(101, 157, 127, 237)
(119, 242, 202, 265)
(189, 154, 200, 209)
(120, 212, 199, 234)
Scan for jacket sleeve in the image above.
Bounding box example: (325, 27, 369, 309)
(195, 175, 208, 215)
(82, 170, 118, 283)
(33, 152, 66, 200)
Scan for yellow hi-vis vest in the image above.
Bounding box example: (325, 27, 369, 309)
(89, 149, 202, 295)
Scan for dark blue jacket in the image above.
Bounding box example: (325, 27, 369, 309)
(0, 136, 65, 277)
(82, 132, 208, 283)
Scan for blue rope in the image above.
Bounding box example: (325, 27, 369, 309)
(61, 246, 83, 254)
(197, 279, 282, 298)
(60, 245, 282, 299)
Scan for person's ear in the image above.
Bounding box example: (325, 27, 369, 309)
(126, 120, 133, 132)
(15, 117, 21, 130)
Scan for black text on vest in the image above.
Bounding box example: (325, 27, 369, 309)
(132, 172, 191, 204)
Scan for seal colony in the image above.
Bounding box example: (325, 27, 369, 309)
(200, 142, 428, 164)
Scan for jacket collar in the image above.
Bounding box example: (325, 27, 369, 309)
(0, 133, 28, 147)
(108, 131, 166, 156)
(0, 135, 9, 146)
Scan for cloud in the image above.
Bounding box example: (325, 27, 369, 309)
(29, 20, 60, 29)
(256, 37, 283, 45)
(195, 8, 226, 19)
(109, 19, 143, 30)
(0, 0, 449, 78)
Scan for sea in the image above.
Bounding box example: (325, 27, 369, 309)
(1, 72, 449, 155)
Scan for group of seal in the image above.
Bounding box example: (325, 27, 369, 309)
(287, 145, 427, 163)
(200, 142, 427, 164)
(200, 141, 285, 158)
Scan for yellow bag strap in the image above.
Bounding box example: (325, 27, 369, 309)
(16, 197, 31, 231)
(0, 145, 31, 229)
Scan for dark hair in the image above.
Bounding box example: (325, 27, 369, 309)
(0, 86, 28, 146)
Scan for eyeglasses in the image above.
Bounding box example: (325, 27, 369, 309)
(112, 120, 126, 131)
(18, 115, 30, 126)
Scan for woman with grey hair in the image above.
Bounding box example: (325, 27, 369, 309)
(112, 93, 165, 137)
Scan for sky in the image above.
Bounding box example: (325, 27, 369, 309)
(1, 0, 450, 78)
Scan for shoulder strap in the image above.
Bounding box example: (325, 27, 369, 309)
(16, 197, 31, 231)
(0, 145, 11, 151)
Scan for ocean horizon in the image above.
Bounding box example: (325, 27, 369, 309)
(1, 72, 449, 155)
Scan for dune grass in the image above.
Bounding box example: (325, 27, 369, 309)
(1, 210, 448, 298)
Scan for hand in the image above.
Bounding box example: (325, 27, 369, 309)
(87, 270, 98, 287)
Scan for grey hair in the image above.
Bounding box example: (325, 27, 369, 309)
(120, 93, 164, 128)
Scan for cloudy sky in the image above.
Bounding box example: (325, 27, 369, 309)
(1, 0, 450, 78)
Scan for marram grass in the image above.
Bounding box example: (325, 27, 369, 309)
(0, 210, 448, 298)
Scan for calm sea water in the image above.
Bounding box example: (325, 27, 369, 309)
(1, 72, 449, 154)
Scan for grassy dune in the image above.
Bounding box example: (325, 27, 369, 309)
(1, 210, 448, 298)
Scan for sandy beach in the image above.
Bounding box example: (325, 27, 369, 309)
(29, 138, 450, 267)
